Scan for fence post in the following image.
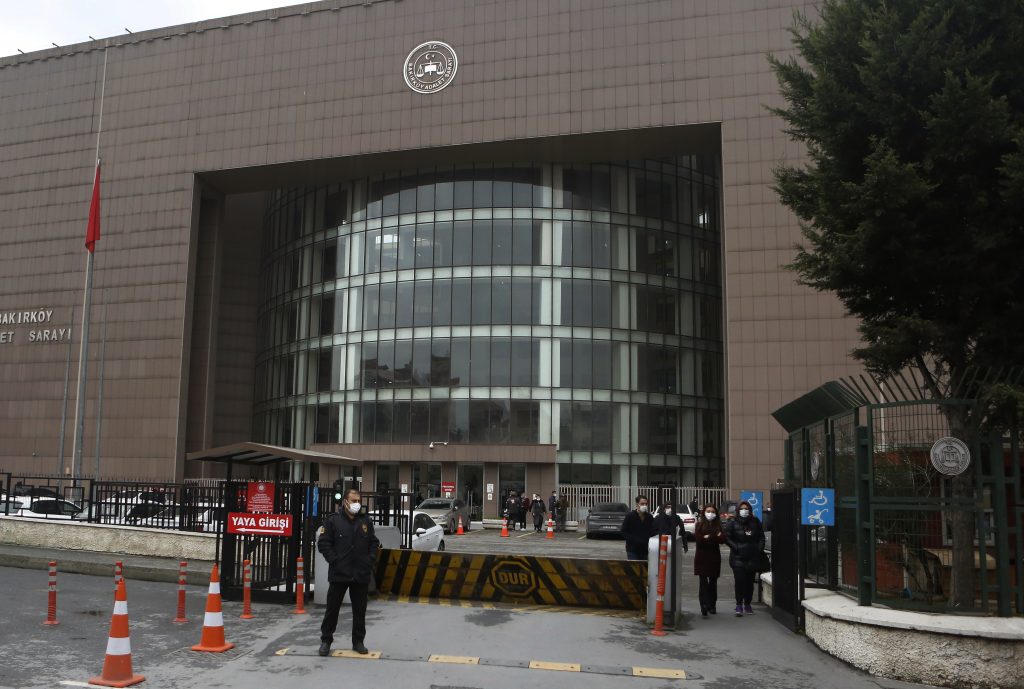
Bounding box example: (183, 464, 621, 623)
(855, 425, 872, 606)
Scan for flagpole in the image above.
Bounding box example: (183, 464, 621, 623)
(57, 307, 73, 476)
(71, 48, 108, 481)
(93, 302, 107, 480)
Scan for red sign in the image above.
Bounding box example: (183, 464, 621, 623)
(441, 481, 456, 497)
(246, 481, 275, 513)
(227, 512, 293, 536)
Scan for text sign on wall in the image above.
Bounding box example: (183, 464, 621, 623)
(441, 481, 456, 497)
(246, 481, 275, 513)
(227, 512, 293, 536)
(801, 488, 835, 526)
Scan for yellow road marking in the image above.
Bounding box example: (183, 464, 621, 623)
(331, 649, 382, 659)
(429, 654, 479, 664)
(515, 531, 535, 538)
(529, 660, 581, 672)
(274, 648, 289, 656)
(633, 667, 686, 679)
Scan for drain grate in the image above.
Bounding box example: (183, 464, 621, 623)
(170, 646, 252, 660)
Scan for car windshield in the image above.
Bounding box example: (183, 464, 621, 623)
(417, 499, 452, 509)
(592, 503, 628, 513)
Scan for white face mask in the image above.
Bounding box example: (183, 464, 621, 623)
(705, 512, 717, 520)
(347, 502, 362, 515)
(664, 508, 673, 516)
(638, 505, 648, 513)
(739, 508, 751, 518)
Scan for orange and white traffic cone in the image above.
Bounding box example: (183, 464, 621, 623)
(500, 517, 509, 537)
(191, 564, 234, 653)
(89, 579, 144, 687)
(293, 557, 307, 615)
(546, 514, 555, 539)
(456, 515, 465, 535)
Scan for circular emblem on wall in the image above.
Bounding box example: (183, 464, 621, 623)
(929, 436, 971, 476)
(810, 451, 821, 481)
(403, 41, 458, 94)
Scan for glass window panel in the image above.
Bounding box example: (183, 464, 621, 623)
(318, 294, 335, 335)
(379, 229, 399, 272)
(449, 399, 469, 442)
(410, 402, 430, 443)
(572, 280, 592, 327)
(435, 181, 454, 212)
(532, 221, 545, 264)
(315, 404, 331, 443)
(559, 340, 572, 388)
(492, 219, 512, 265)
(317, 348, 333, 391)
(472, 220, 491, 265)
(491, 338, 511, 386)
(396, 281, 414, 328)
(399, 186, 417, 215)
(452, 220, 473, 265)
(398, 225, 416, 270)
(432, 279, 452, 326)
(362, 283, 380, 331)
(571, 222, 591, 267)
(592, 282, 611, 328)
(511, 219, 532, 265)
(382, 180, 400, 217)
(378, 282, 397, 330)
(324, 188, 347, 229)
(322, 240, 337, 281)
(416, 182, 435, 212)
(337, 235, 349, 278)
(412, 339, 431, 387)
(510, 338, 533, 386)
(433, 221, 453, 267)
(394, 340, 413, 386)
(453, 175, 474, 209)
(513, 169, 537, 207)
(450, 338, 470, 386)
(510, 401, 539, 442)
(414, 280, 432, 327)
(493, 179, 513, 206)
(360, 342, 378, 388)
(491, 277, 512, 324)
(592, 223, 611, 268)
(471, 278, 491, 324)
(511, 278, 532, 325)
(470, 338, 490, 386)
(430, 401, 450, 441)
(572, 340, 592, 388)
(377, 340, 395, 386)
(592, 169, 612, 211)
(430, 338, 451, 385)
(365, 229, 382, 273)
(451, 279, 471, 326)
(591, 340, 611, 389)
(392, 402, 411, 442)
(415, 224, 434, 269)
(473, 178, 492, 207)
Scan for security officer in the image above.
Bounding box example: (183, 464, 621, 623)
(318, 488, 379, 656)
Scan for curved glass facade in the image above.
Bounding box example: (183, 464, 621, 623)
(254, 158, 724, 484)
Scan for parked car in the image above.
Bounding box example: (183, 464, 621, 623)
(91, 490, 172, 522)
(414, 497, 471, 534)
(585, 502, 629, 539)
(135, 503, 225, 533)
(411, 511, 446, 551)
(651, 502, 698, 540)
(8, 496, 85, 520)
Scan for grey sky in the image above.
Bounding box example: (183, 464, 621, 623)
(0, 1, 295, 58)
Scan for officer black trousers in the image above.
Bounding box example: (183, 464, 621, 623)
(320, 581, 369, 645)
(697, 575, 718, 613)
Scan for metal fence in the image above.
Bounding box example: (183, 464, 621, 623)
(557, 484, 729, 522)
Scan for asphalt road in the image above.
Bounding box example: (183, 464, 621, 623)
(0, 565, 938, 689)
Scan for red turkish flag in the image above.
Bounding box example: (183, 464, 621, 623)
(85, 162, 101, 253)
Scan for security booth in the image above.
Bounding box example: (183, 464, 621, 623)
(770, 370, 1023, 630)
(186, 442, 364, 603)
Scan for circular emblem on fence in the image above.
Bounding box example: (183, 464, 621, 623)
(810, 451, 821, 480)
(929, 437, 971, 476)
(403, 41, 458, 94)
(489, 560, 537, 597)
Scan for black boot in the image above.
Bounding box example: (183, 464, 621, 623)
(352, 641, 368, 655)
(318, 642, 331, 657)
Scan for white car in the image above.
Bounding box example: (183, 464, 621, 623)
(411, 511, 446, 551)
(135, 503, 224, 532)
(7, 496, 85, 520)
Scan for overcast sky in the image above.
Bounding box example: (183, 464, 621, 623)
(0, 1, 297, 58)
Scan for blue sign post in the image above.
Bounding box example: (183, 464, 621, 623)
(739, 490, 764, 521)
(801, 488, 835, 526)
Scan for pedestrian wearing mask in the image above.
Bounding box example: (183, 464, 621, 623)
(653, 502, 687, 553)
(694, 504, 726, 617)
(620, 495, 655, 560)
(317, 489, 380, 656)
(555, 493, 568, 532)
(518, 492, 529, 531)
(723, 500, 766, 616)
(530, 493, 547, 532)
(505, 491, 522, 531)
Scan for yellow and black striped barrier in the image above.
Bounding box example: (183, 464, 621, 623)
(373, 550, 647, 610)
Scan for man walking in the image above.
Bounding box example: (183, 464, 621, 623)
(620, 495, 655, 560)
(318, 488, 380, 656)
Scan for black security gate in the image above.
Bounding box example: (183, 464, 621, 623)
(770, 488, 799, 630)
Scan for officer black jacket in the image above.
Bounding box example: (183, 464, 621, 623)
(317, 510, 380, 584)
(620, 509, 655, 556)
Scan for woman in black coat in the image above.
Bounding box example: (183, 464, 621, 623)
(693, 503, 726, 617)
(723, 499, 766, 616)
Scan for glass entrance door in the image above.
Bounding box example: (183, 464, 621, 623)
(457, 463, 484, 521)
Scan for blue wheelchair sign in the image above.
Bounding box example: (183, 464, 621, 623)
(801, 488, 835, 526)
(739, 491, 763, 521)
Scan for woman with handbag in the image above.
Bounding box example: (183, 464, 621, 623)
(723, 500, 766, 616)
(693, 503, 726, 617)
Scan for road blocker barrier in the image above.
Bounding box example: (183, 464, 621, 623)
(374, 550, 646, 610)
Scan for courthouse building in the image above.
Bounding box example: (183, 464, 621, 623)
(0, 0, 861, 510)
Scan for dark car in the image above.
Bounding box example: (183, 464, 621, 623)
(585, 502, 629, 539)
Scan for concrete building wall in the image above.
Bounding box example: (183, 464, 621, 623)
(0, 0, 862, 491)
